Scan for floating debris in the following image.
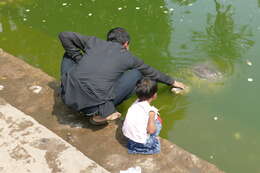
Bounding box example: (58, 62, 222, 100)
(23, 18, 27, 21)
(25, 9, 30, 12)
(0, 85, 4, 91)
(120, 166, 141, 173)
(246, 60, 252, 66)
(118, 7, 122, 10)
(159, 6, 163, 8)
(0, 23, 2, 33)
(9, 19, 17, 31)
(169, 8, 174, 12)
(29, 85, 42, 94)
(42, 19, 46, 23)
(88, 13, 93, 16)
(248, 78, 253, 82)
(171, 87, 182, 94)
(135, 7, 140, 10)
(62, 2, 67, 6)
(234, 132, 241, 140)
(79, 3, 83, 6)
(213, 116, 218, 121)
(163, 10, 168, 14)
(210, 155, 214, 159)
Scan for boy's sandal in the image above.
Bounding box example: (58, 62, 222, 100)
(89, 116, 108, 126)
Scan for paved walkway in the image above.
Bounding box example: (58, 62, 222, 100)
(0, 98, 110, 173)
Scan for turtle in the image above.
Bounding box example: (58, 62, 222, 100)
(192, 63, 223, 82)
(171, 62, 224, 95)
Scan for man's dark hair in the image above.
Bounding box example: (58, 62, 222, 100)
(136, 77, 158, 101)
(107, 27, 130, 45)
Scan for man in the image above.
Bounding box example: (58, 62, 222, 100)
(59, 27, 186, 125)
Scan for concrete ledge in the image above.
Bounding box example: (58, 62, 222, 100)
(0, 49, 224, 173)
(0, 98, 110, 173)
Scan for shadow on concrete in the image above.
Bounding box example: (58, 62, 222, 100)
(48, 81, 108, 131)
(114, 119, 128, 149)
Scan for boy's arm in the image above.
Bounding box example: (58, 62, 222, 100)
(58, 32, 92, 62)
(147, 111, 156, 134)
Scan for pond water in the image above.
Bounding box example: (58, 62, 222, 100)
(1, 0, 260, 172)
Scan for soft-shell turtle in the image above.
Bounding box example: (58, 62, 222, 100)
(192, 63, 223, 82)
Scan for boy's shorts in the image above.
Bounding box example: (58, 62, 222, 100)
(127, 119, 161, 154)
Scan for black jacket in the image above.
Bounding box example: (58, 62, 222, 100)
(59, 32, 174, 117)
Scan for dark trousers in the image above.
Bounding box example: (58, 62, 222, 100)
(61, 56, 142, 115)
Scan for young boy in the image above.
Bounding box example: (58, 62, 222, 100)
(122, 77, 162, 154)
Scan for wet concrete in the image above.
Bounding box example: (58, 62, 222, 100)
(0, 49, 224, 173)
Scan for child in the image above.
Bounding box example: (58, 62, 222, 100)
(122, 77, 162, 154)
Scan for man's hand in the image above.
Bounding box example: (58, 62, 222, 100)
(171, 81, 189, 94)
(172, 81, 186, 90)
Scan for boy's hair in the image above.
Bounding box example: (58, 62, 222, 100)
(136, 77, 158, 101)
(107, 27, 130, 45)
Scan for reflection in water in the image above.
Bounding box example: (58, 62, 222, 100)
(157, 90, 190, 139)
(172, 0, 197, 6)
(192, 0, 254, 74)
(0, 0, 174, 77)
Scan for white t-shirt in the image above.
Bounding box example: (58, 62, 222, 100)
(122, 100, 159, 144)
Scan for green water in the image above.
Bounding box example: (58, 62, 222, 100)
(1, 0, 260, 172)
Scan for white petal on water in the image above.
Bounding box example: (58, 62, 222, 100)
(25, 9, 30, 12)
(0, 85, 4, 90)
(88, 13, 93, 16)
(188, 3, 193, 6)
(62, 3, 67, 6)
(118, 7, 122, 10)
(23, 18, 27, 21)
(234, 132, 241, 140)
(169, 8, 174, 12)
(160, 6, 163, 8)
(163, 10, 168, 14)
(246, 60, 252, 66)
(29, 85, 42, 94)
(0, 23, 3, 32)
(9, 19, 17, 31)
(248, 78, 253, 82)
(135, 7, 140, 10)
(42, 19, 46, 23)
(213, 116, 218, 121)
